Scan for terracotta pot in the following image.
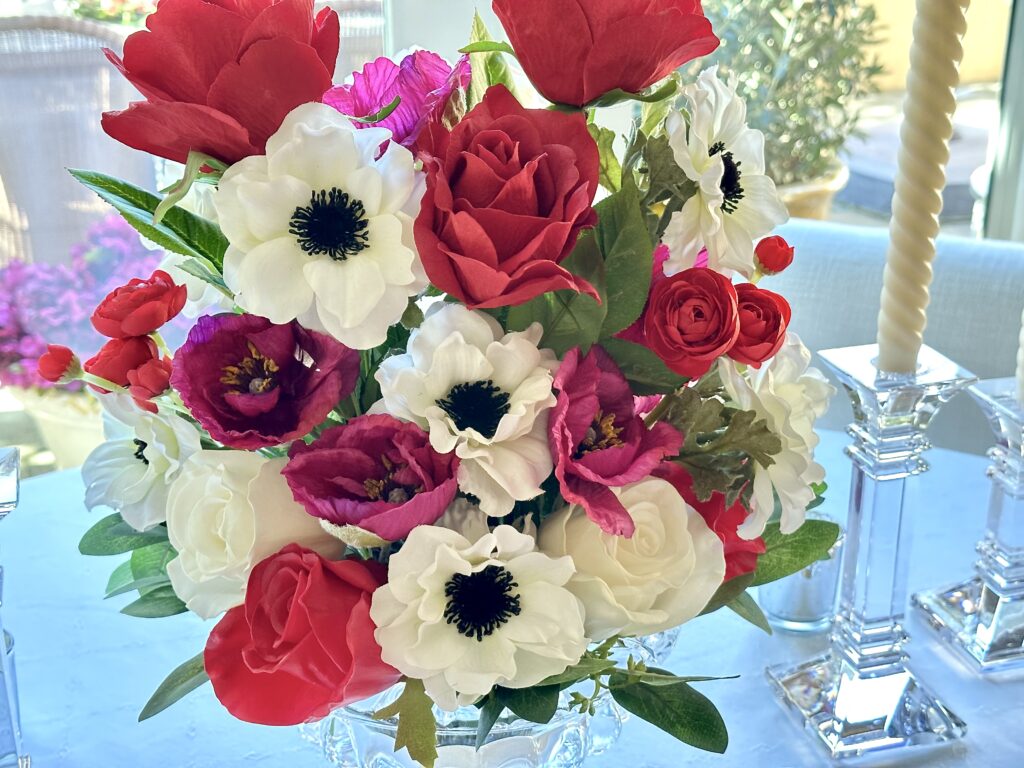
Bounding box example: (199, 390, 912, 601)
(10, 388, 104, 469)
(778, 162, 851, 221)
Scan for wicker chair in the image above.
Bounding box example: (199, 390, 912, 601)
(0, 15, 156, 267)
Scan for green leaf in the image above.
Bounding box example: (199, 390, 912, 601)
(79, 514, 169, 556)
(373, 678, 438, 768)
(506, 234, 607, 357)
(153, 151, 225, 225)
(466, 12, 520, 109)
(598, 338, 685, 395)
(105, 559, 134, 597)
(588, 124, 622, 193)
(618, 667, 737, 687)
(593, 175, 654, 337)
(475, 695, 505, 749)
(700, 573, 756, 616)
(726, 591, 773, 634)
(538, 657, 617, 688)
(459, 40, 516, 56)
(495, 685, 560, 724)
(585, 78, 680, 109)
(69, 169, 229, 269)
(139, 652, 209, 721)
(350, 94, 402, 124)
(640, 95, 675, 138)
(173, 257, 233, 298)
(120, 585, 187, 618)
(750, 520, 841, 587)
(400, 299, 425, 330)
(641, 133, 694, 206)
(608, 671, 728, 753)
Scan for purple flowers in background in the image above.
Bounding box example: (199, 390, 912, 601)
(0, 214, 166, 390)
(324, 50, 471, 152)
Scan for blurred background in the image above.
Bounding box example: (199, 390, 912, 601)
(0, 0, 1019, 475)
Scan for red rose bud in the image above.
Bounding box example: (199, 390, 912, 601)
(127, 356, 173, 413)
(84, 336, 159, 392)
(729, 284, 792, 368)
(37, 344, 80, 383)
(754, 236, 795, 275)
(642, 267, 740, 380)
(91, 270, 187, 339)
(493, 0, 719, 108)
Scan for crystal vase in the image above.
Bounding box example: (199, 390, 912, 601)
(912, 377, 1024, 672)
(766, 345, 973, 760)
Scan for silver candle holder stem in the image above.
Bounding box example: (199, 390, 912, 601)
(913, 378, 1024, 671)
(766, 345, 974, 760)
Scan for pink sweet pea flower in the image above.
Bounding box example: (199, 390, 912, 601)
(550, 345, 683, 537)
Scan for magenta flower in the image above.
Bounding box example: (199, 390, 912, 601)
(171, 314, 359, 449)
(283, 414, 459, 542)
(550, 345, 683, 537)
(324, 50, 471, 152)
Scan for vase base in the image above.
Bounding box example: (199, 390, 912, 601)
(913, 578, 1024, 673)
(766, 653, 966, 760)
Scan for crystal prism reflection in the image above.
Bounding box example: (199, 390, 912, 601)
(913, 378, 1024, 672)
(767, 345, 972, 759)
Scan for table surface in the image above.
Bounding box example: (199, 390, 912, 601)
(4, 430, 1023, 768)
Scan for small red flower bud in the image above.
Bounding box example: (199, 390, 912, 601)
(37, 344, 80, 383)
(754, 236, 795, 275)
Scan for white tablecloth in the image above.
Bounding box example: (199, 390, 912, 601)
(4, 430, 1022, 767)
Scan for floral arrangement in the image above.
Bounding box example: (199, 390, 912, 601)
(0, 214, 166, 392)
(50, 0, 841, 764)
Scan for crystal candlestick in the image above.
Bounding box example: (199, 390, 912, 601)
(766, 345, 973, 760)
(912, 378, 1024, 671)
(0, 448, 26, 768)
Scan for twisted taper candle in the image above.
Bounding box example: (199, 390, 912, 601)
(876, 0, 970, 374)
(1016, 306, 1024, 404)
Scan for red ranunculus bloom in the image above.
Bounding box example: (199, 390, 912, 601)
(656, 462, 765, 581)
(102, 0, 339, 164)
(729, 283, 791, 368)
(643, 267, 739, 379)
(126, 356, 173, 413)
(205, 544, 400, 726)
(492, 0, 719, 107)
(415, 84, 600, 309)
(37, 344, 79, 383)
(170, 313, 359, 449)
(754, 235, 795, 275)
(91, 270, 187, 339)
(284, 414, 459, 542)
(84, 336, 159, 392)
(550, 346, 682, 537)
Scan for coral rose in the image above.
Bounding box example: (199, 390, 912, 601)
(91, 270, 186, 339)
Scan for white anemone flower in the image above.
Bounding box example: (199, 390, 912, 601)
(217, 102, 426, 349)
(370, 524, 587, 711)
(718, 333, 835, 538)
(374, 304, 557, 517)
(662, 66, 788, 277)
(82, 394, 201, 531)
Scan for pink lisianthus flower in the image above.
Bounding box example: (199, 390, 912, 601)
(283, 414, 459, 542)
(324, 50, 471, 153)
(550, 345, 683, 537)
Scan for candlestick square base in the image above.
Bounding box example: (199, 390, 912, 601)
(766, 654, 967, 759)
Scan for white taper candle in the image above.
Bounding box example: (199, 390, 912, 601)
(876, 0, 971, 374)
(1016, 306, 1024, 405)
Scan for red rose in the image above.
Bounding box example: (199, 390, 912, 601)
(92, 270, 187, 339)
(84, 337, 159, 391)
(754, 236, 795, 275)
(656, 462, 765, 581)
(205, 545, 400, 725)
(415, 85, 600, 309)
(492, 0, 719, 107)
(37, 345, 79, 383)
(729, 284, 791, 368)
(642, 267, 739, 379)
(127, 356, 173, 413)
(102, 0, 339, 164)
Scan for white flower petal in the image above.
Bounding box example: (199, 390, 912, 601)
(231, 238, 316, 323)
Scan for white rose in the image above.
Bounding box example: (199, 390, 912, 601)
(166, 451, 342, 619)
(539, 476, 726, 643)
(718, 332, 835, 538)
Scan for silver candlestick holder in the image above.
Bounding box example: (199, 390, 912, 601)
(912, 378, 1024, 672)
(766, 345, 974, 760)
(0, 447, 27, 768)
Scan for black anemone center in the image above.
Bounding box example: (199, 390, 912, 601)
(289, 187, 369, 261)
(444, 565, 522, 641)
(436, 380, 510, 439)
(133, 439, 149, 465)
(709, 141, 744, 214)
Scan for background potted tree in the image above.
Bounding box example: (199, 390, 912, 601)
(687, 0, 884, 220)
